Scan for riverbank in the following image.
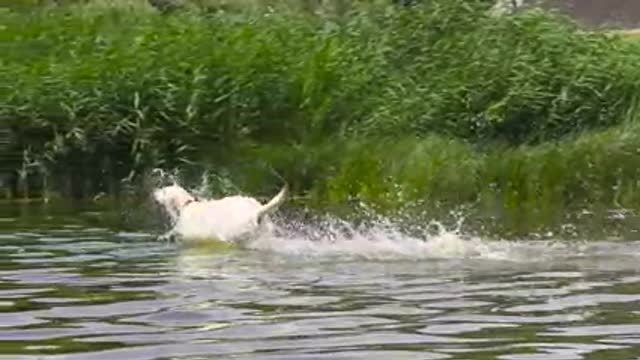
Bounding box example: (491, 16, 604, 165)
(3, 1, 640, 238)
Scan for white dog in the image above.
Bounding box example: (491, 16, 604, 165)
(153, 183, 287, 244)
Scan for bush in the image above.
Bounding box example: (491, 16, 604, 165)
(3, 0, 640, 238)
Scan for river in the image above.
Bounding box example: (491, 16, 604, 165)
(1, 202, 640, 359)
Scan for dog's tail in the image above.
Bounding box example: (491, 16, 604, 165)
(256, 184, 288, 221)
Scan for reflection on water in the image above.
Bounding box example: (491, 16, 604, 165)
(1, 202, 640, 360)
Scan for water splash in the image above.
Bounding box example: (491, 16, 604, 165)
(244, 212, 581, 262)
(146, 171, 640, 263)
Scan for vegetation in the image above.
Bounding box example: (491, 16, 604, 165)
(3, 0, 640, 238)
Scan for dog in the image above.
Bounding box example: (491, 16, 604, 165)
(153, 183, 288, 244)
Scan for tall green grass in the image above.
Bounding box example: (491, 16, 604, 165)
(3, 0, 640, 238)
(203, 108, 640, 239)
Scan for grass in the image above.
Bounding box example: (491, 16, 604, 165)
(209, 110, 640, 238)
(3, 0, 640, 238)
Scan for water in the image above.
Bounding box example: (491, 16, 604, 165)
(2, 202, 640, 360)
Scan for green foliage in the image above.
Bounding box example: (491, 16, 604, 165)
(360, 5, 640, 143)
(3, 1, 640, 237)
(234, 112, 640, 238)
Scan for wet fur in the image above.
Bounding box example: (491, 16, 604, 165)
(153, 184, 287, 244)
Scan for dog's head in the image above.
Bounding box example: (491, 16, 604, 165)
(152, 184, 196, 223)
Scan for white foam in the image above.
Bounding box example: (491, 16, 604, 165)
(245, 219, 483, 260)
(234, 214, 585, 263)
(169, 207, 640, 266)
(149, 173, 640, 263)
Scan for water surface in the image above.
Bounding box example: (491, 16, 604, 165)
(1, 202, 640, 360)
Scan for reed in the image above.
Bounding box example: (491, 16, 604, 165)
(3, 0, 640, 238)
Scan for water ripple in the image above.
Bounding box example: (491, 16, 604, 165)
(1, 217, 640, 360)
